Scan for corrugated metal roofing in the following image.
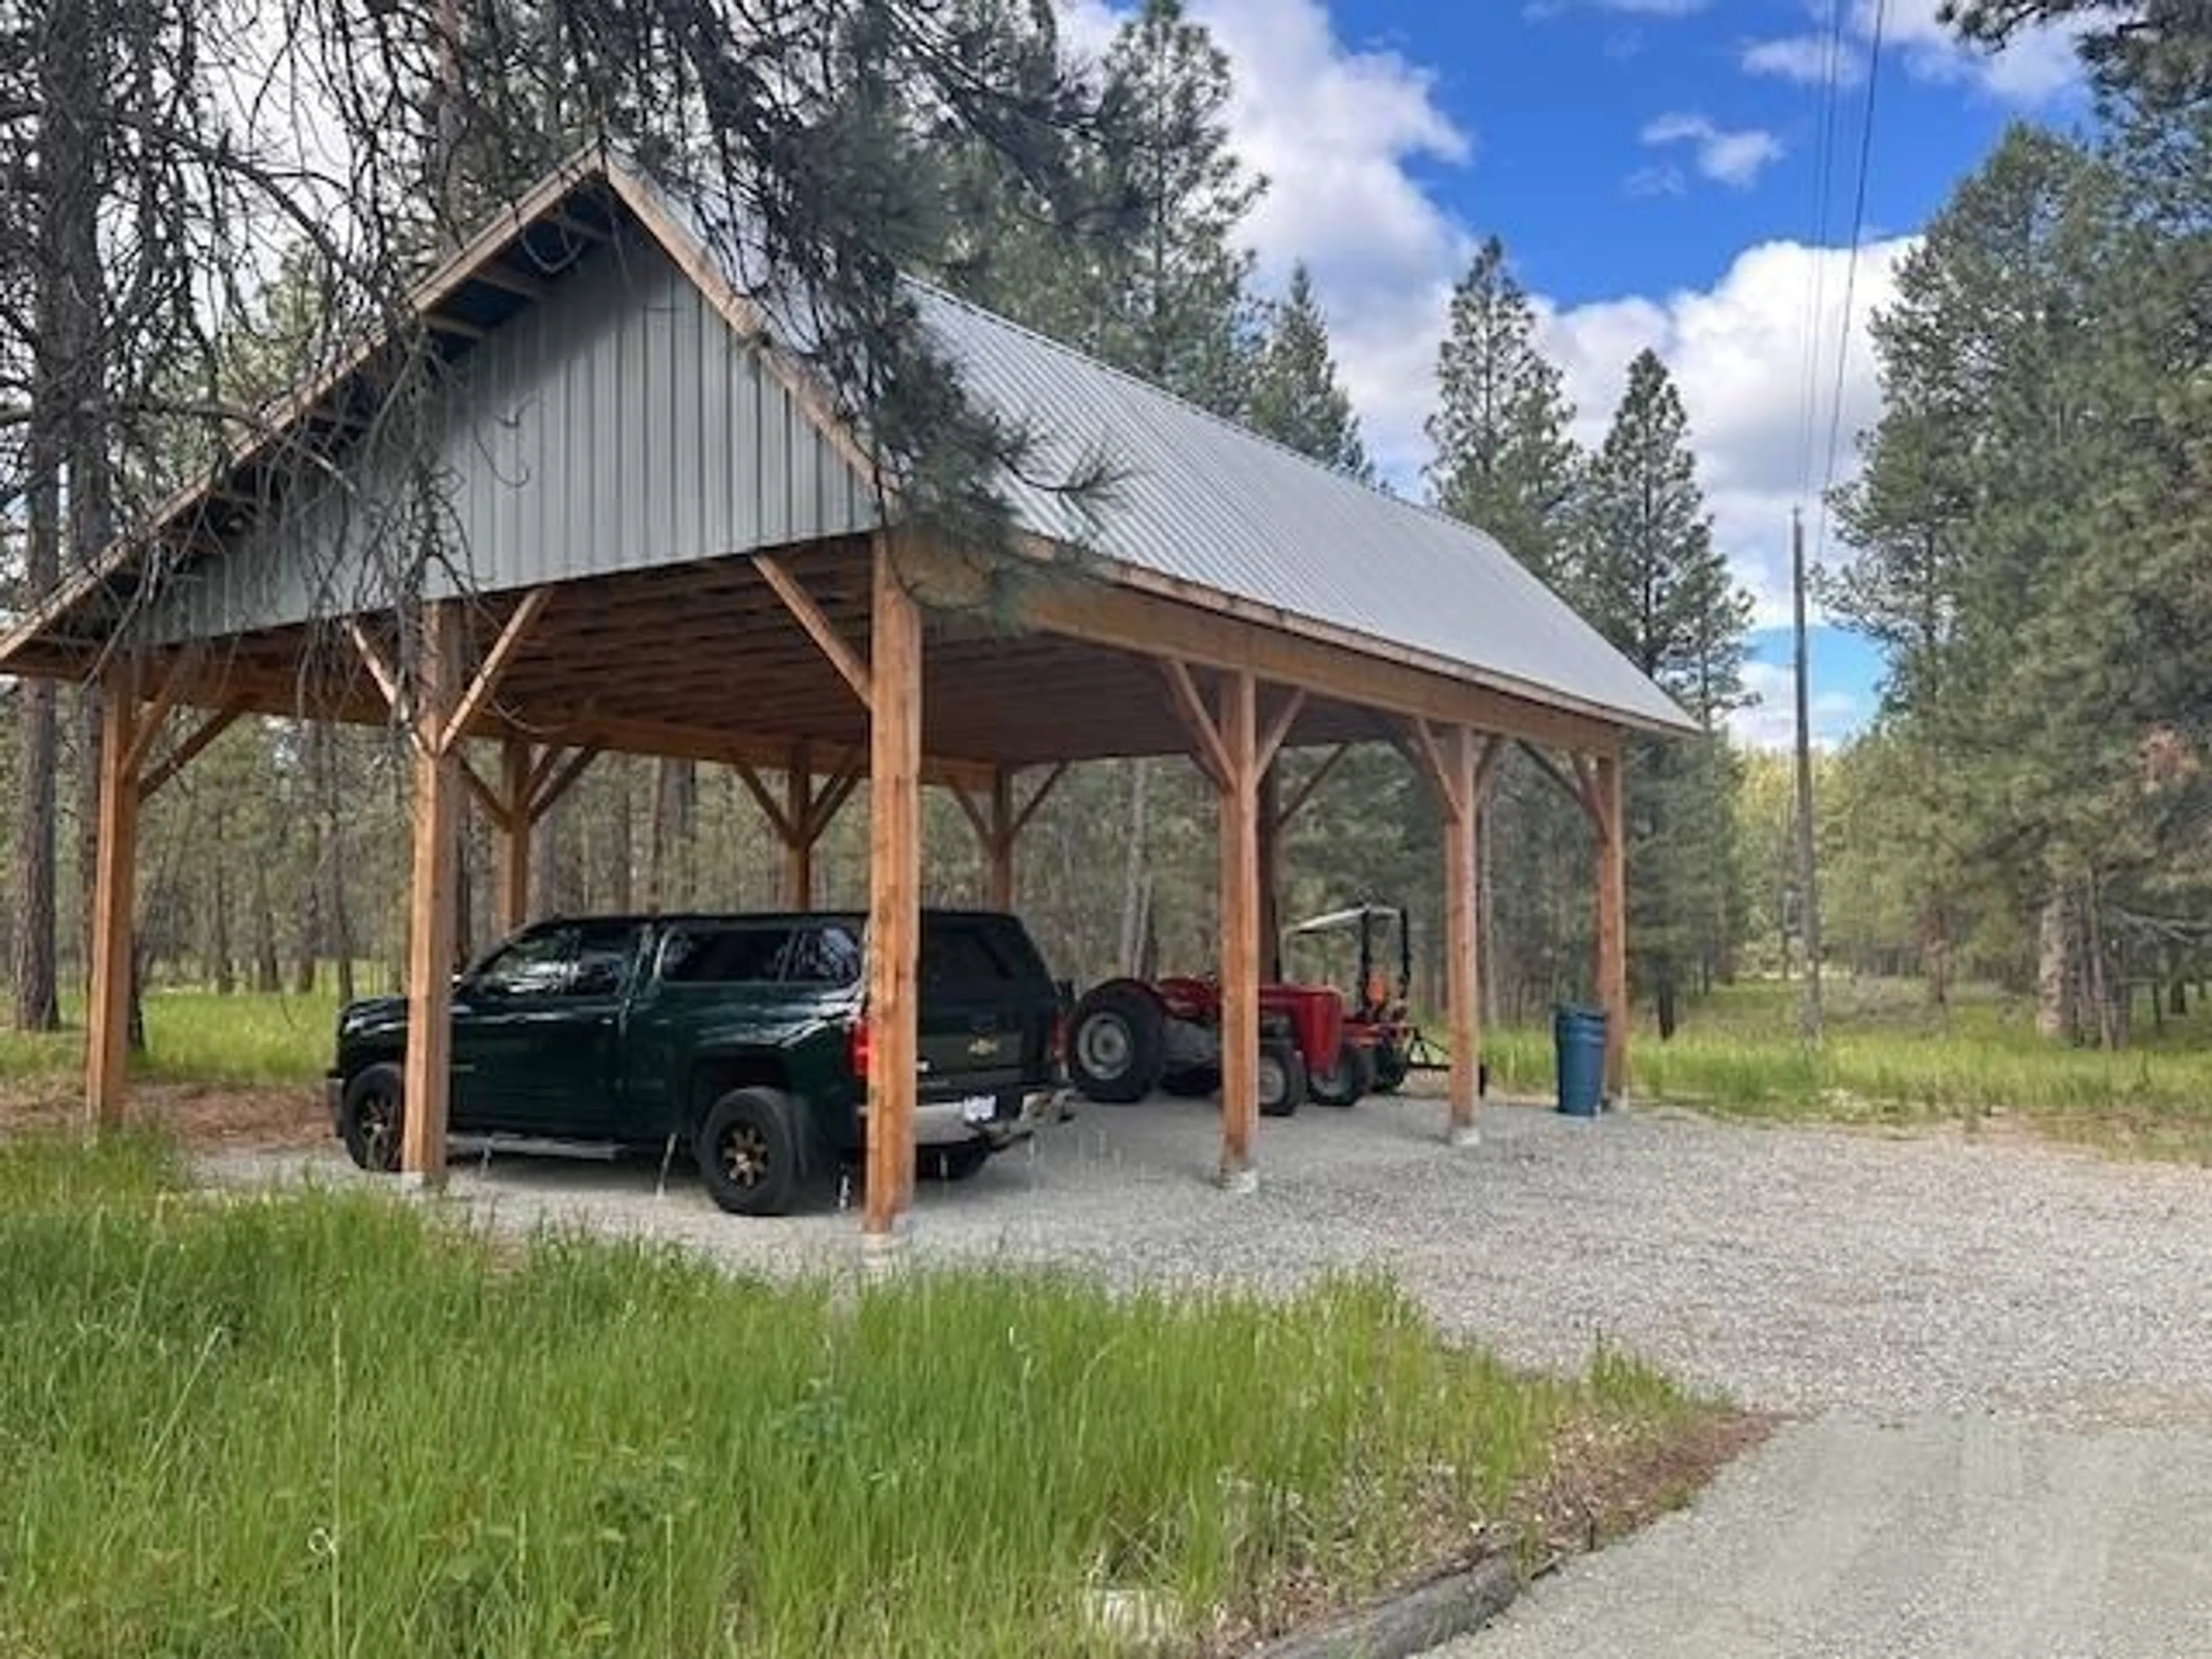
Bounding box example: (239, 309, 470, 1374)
(643, 165, 1691, 736)
(897, 283, 1691, 734)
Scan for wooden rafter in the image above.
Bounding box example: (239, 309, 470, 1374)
(1517, 739, 1605, 837)
(138, 702, 245, 803)
(525, 741, 572, 804)
(468, 260, 550, 301)
(1162, 659, 1234, 789)
(731, 760, 798, 844)
(1275, 741, 1349, 831)
(755, 554, 873, 709)
(120, 652, 195, 779)
(948, 781, 992, 844)
(1008, 762, 1069, 840)
(424, 313, 489, 342)
(1407, 717, 1467, 823)
(442, 589, 552, 752)
(808, 764, 862, 839)
(347, 620, 403, 719)
(1255, 688, 1307, 780)
(456, 751, 511, 831)
(530, 744, 600, 819)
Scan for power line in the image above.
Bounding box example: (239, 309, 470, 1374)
(1794, 0, 1851, 505)
(1815, 0, 1888, 566)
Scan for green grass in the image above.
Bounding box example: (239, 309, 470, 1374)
(1480, 978, 2212, 1160)
(0, 987, 339, 1092)
(0, 1135, 1704, 1657)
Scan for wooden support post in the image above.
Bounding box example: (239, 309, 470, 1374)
(1257, 765, 1282, 981)
(784, 743, 813, 909)
(85, 663, 141, 1132)
(1595, 749, 1629, 1104)
(1218, 669, 1260, 1191)
(987, 767, 1016, 911)
(400, 601, 463, 1183)
(863, 543, 921, 1237)
(1445, 726, 1482, 1144)
(494, 737, 533, 936)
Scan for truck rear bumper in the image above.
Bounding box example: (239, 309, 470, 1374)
(912, 1086, 1066, 1149)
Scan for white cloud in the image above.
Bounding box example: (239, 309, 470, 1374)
(1537, 236, 1915, 630)
(1745, 0, 2086, 104)
(1741, 33, 1866, 86)
(1047, 1, 1905, 703)
(1060, 0, 1475, 485)
(1641, 112, 1786, 188)
(1728, 660, 1860, 752)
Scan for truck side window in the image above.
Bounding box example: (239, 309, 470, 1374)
(781, 924, 862, 986)
(471, 928, 575, 999)
(660, 925, 793, 984)
(569, 922, 641, 998)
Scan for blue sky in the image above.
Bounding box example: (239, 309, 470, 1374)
(1062, 0, 2090, 747)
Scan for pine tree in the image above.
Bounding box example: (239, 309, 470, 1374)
(1425, 237, 1581, 580)
(1089, 0, 1265, 415)
(1572, 349, 1751, 1035)
(1246, 264, 1370, 478)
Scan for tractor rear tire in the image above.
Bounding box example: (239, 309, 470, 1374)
(1257, 1041, 1307, 1118)
(1067, 981, 1168, 1104)
(1371, 1039, 1410, 1095)
(1309, 1039, 1374, 1108)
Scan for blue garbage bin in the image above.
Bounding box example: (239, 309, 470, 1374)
(1554, 1005, 1606, 1118)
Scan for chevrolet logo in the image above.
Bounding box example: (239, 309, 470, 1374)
(967, 1035, 1002, 1058)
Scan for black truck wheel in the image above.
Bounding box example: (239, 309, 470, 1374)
(340, 1062, 405, 1172)
(1067, 980, 1168, 1104)
(1257, 1041, 1307, 1118)
(698, 1086, 816, 1216)
(1308, 1039, 1374, 1108)
(921, 1141, 993, 1183)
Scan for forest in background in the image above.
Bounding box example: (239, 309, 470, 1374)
(2, 0, 2207, 1055)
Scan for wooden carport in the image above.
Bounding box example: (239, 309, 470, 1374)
(0, 151, 1690, 1238)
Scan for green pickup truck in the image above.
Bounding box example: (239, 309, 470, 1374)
(327, 910, 1067, 1215)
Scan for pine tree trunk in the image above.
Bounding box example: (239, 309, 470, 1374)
(1119, 760, 1150, 974)
(209, 845, 235, 995)
(325, 734, 354, 1006)
(607, 763, 633, 910)
(11, 372, 60, 1032)
(252, 860, 282, 993)
(12, 673, 59, 1031)
(2036, 887, 2084, 1044)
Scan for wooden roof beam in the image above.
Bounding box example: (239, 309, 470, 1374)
(442, 589, 552, 752)
(754, 554, 873, 710)
(468, 260, 550, 302)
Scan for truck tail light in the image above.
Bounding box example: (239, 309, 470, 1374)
(848, 1013, 872, 1082)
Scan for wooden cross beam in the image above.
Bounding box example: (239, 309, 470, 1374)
(1275, 741, 1350, 831)
(756, 554, 873, 709)
(441, 589, 552, 752)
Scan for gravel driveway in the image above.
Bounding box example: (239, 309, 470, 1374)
(207, 1095, 2212, 1656)
(205, 1094, 2212, 1426)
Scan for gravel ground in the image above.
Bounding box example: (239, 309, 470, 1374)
(202, 1092, 2212, 1425)
(1435, 1413, 2212, 1659)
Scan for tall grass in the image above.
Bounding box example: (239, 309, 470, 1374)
(0, 987, 339, 1092)
(1482, 978, 2212, 1158)
(0, 1136, 1696, 1657)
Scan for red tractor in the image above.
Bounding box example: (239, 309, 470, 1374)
(1278, 903, 1453, 1100)
(1065, 974, 1349, 1115)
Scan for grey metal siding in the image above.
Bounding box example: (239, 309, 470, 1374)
(135, 237, 877, 645)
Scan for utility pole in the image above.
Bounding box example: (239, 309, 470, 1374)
(1791, 507, 1824, 1044)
